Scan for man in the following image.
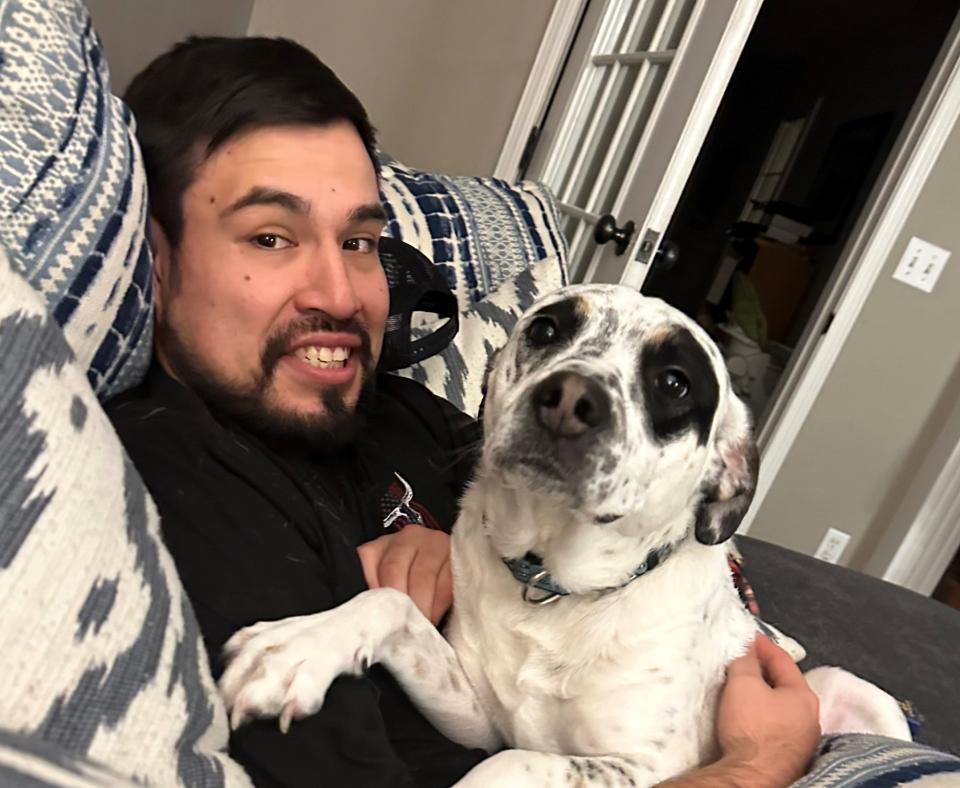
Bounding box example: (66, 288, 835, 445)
(108, 36, 819, 787)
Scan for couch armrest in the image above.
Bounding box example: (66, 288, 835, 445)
(739, 536, 960, 755)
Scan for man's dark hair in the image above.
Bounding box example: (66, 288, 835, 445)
(124, 36, 378, 247)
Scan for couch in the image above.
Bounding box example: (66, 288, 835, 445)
(1, 2, 959, 786)
(739, 537, 960, 756)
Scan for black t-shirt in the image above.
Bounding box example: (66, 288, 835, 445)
(107, 364, 486, 787)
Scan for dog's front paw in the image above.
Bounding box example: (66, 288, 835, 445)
(219, 610, 373, 733)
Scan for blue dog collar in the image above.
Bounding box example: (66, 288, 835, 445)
(503, 541, 680, 606)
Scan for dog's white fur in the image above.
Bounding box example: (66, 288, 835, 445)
(219, 285, 909, 786)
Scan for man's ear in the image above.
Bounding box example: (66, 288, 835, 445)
(149, 217, 172, 320)
(694, 393, 759, 545)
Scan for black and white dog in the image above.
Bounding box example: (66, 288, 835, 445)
(220, 285, 909, 786)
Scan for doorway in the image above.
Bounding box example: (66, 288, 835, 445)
(641, 0, 958, 429)
(934, 549, 960, 612)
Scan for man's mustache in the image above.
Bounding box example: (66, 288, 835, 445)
(261, 313, 372, 382)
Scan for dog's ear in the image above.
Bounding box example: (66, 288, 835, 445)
(694, 394, 759, 545)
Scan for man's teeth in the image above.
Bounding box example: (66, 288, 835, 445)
(293, 346, 352, 368)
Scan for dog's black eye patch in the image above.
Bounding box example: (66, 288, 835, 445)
(640, 327, 719, 446)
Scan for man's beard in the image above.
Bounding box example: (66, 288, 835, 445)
(159, 312, 377, 456)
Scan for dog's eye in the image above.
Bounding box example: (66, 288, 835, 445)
(656, 369, 690, 399)
(528, 316, 558, 346)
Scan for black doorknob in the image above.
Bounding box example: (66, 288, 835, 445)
(593, 214, 635, 256)
(653, 240, 680, 271)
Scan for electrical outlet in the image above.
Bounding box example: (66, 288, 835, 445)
(814, 528, 851, 564)
(893, 236, 950, 293)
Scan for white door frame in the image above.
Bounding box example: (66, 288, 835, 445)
(616, 0, 763, 288)
(883, 435, 960, 595)
(740, 15, 960, 538)
(505, 0, 764, 286)
(494, 0, 589, 180)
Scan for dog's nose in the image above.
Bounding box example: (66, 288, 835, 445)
(532, 371, 611, 438)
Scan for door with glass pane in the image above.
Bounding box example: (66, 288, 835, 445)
(528, 0, 762, 287)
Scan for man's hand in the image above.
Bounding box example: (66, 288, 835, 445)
(357, 525, 452, 625)
(716, 633, 821, 786)
(659, 634, 820, 788)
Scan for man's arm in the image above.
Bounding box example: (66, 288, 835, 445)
(660, 634, 821, 788)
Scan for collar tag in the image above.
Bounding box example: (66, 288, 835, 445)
(521, 570, 563, 606)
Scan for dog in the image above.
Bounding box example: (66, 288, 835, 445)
(218, 284, 910, 786)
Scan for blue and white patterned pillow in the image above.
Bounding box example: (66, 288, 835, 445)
(0, 0, 152, 401)
(0, 728, 137, 786)
(0, 252, 249, 786)
(379, 157, 567, 313)
(379, 157, 570, 413)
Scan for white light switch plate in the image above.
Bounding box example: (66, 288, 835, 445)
(814, 528, 851, 564)
(893, 236, 950, 293)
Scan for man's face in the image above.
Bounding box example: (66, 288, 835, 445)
(152, 122, 389, 449)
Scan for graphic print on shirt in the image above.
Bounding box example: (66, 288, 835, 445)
(380, 472, 440, 531)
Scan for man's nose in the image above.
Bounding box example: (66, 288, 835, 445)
(532, 371, 611, 438)
(293, 244, 361, 319)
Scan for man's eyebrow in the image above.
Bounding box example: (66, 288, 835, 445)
(349, 203, 388, 223)
(220, 187, 311, 217)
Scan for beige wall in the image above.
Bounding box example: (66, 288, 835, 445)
(246, 0, 554, 176)
(86, 0, 255, 93)
(749, 115, 960, 578)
